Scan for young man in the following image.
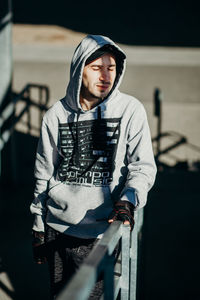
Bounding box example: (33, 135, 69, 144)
(31, 35, 157, 298)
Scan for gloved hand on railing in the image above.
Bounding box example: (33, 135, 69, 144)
(32, 230, 47, 264)
(108, 200, 135, 230)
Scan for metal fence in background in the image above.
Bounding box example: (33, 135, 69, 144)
(0, 83, 49, 177)
(0, 83, 49, 151)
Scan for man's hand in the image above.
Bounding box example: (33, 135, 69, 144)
(32, 230, 46, 264)
(108, 200, 135, 230)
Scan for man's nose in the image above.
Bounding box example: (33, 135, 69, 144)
(99, 69, 110, 82)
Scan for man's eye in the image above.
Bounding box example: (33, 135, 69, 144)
(91, 66, 100, 70)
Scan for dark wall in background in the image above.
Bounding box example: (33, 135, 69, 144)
(13, 0, 200, 46)
(140, 171, 200, 300)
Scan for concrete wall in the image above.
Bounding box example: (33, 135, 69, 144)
(13, 40, 200, 170)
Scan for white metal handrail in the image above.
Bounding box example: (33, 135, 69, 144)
(57, 209, 143, 300)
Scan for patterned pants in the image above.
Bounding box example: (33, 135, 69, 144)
(45, 226, 103, 299)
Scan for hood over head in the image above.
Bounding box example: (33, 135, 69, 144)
(65, 34, 126, 113)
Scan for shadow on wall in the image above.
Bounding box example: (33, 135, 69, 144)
(12, 0, 200, 46)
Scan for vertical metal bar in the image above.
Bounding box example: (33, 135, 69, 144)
(121, 225, 130, 300)
(129, 212, 138, 300)
(39, 86, 43, 126)
(154, 88, 163, 156)
(26, 86, 31, 134)
(137, 208, 144, 233)
(41, 86, 49, 106)
(104, 255, 115, 300)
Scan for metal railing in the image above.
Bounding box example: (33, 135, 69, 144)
(57, 209, 143, 300)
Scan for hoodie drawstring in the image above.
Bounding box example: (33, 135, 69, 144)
(74, 108, 81, 167)
(97, 106, 101, 120)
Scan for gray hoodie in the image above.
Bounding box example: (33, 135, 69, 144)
(30, 35, 157, 239)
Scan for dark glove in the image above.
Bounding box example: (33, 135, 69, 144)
(108, 200, 135, 230)
(32, 230, 46, 264)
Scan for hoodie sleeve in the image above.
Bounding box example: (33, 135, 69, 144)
(30, 118, 61, 232)
(120, 103, 157, 209)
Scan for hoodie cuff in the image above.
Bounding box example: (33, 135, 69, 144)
(120, 188, 138, 208)
(32, 214, 45, 232)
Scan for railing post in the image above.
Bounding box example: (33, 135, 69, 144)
(121, 224, 130, 300)
(129, 212, 138, 300)
(26, 85, 31, 134)
(104, 255, 115, 300)
(154, 88, 163, 157)
(130, 209, 144, 300)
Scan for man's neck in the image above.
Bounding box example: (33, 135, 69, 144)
(80, 95, 102, 111)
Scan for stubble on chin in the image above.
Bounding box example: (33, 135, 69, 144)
(92, 86, 112, 100)
(81, 87, 103, 101)
(81, 83, 112, 102)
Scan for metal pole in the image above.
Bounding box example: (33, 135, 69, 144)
(129, 212, 138, 300)
(154, 88, 163, 156)
(104, 255, 115, 300)
(121, 225, 130, 300)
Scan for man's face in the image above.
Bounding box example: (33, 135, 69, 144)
(81, 53, 117, 101)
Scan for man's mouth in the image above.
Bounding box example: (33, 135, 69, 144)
(96, 84, 110, 90)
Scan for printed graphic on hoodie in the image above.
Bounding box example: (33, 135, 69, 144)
(58, 118, 121, 186)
